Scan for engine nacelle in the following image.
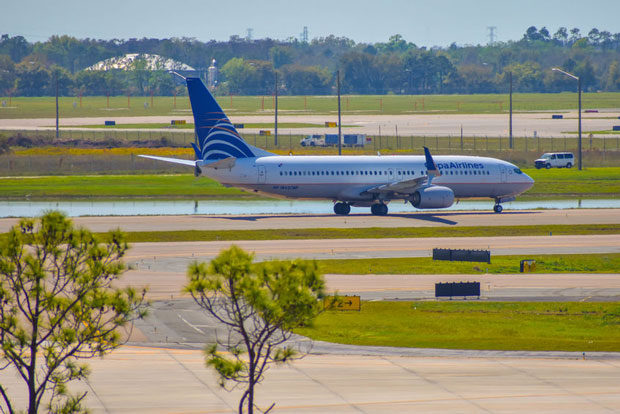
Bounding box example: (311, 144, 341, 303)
(411, 186, 455, 209)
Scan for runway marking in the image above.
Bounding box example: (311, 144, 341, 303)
(178, 313, 205, 335)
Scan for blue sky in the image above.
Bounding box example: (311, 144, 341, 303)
(2, 0, 620, 46)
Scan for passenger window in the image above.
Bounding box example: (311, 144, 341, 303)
(557, 154, 564, 159)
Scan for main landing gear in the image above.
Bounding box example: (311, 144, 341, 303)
(333, 202, 351, 215)
(370, 203, 388, 216)
(493, 204, 503, 213)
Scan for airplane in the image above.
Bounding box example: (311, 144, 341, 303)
(140, 77, 534, 215)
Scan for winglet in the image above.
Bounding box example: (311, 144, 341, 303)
(423, 146, 441, 185)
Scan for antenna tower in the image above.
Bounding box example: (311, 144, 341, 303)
(301, 26, 308, 43)
(487, 26, 497, 44)
(246, 28, 253, 41)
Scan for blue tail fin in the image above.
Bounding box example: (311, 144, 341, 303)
(187, 78, 268, 160)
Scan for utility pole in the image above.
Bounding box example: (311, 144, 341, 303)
(509, 71, 513, 149)
(578, 76, 582, 170)
(337, 70, 342, 156)
(274, 71, 278, 147)
(552, 68, 582, 170)
(55, 70, 59, 139)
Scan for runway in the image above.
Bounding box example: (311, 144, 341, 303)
(2, 110, 620, 138)
(1, 208, 619, 233)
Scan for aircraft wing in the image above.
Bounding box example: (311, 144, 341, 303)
(138, 155, 196, 166)
(365, 176, 428, 195)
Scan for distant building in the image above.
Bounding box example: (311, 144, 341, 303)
(86, 53, 195, 72)
(207, 59, 218, 90)
(85, 53, 198, 87)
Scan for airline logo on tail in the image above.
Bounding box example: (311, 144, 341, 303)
(186, 78, 257, 160)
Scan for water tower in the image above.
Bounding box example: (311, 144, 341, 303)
(207, 59, 218, 90)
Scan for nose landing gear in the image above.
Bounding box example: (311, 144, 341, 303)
(493, 204, 503, 213)
(333, 202, 351, 215)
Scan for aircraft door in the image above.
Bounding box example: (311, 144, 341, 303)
(258, 165, 266, 183)
(500, 165, 507, 183)
(388, 168, 395, 181)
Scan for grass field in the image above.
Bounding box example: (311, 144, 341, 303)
(101, 224, 620, 243)
(1, 92, 620, 119)
(295, 301, 620, 351)
(311, 253, 620, 275)
(0, 174, 249, 199)
(1, 167, 618, 199)
(1, 225, 617, 246)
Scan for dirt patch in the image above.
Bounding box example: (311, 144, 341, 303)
(3, 132, 184, 149)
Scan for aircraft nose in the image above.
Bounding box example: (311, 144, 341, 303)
(524, 172, 534, 189)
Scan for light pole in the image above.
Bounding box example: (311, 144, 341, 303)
(337, 70, 342, 156)
(274, 71, 278, 148)
(508, 71, 513, 149)
(552, 67, 582, 170)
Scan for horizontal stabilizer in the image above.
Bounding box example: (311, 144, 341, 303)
(138, 155, 196, 167)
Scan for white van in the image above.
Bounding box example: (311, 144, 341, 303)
(534, 152, 574, 169)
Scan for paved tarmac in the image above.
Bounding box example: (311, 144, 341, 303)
(1, 346, 619, 413)
(2, 110, 620, 138)
(1, 208, 618, 233)
(122, 235, 620, 274)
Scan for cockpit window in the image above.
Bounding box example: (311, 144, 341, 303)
(514, 168, 523, 174)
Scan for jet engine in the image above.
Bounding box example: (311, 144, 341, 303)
(411, 186, 455, 209)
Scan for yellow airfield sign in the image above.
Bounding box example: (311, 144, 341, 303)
(324, 295, 361, 311)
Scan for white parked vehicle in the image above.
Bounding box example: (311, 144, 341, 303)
(300, 135, 325, 147)
(534, 152, 574, 169)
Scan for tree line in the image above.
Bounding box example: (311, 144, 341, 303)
(1, 26, 620, 97)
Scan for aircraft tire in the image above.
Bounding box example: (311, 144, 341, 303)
(371, 203, 388, 216)
(493, 204, 503, 213)
(334, 202, 350, 215)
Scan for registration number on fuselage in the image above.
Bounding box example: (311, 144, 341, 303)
(272, 185, 299, 190)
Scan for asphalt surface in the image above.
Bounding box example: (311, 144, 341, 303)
(1, 208, 618, 233)
(2, 110, 620, 138)
(2, 208, 618, 412)
(122, 235, 620, 272)
(1, 346, 618, 414)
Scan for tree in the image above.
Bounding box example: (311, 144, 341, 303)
(553, 27, 568, 46)
(605, 61, 620, 91)
(129, 57, 149, 95)
(0, 55, 16, 94)
(281, 64, 331, 95)
(268, 46, 293, 69)
(185, 246, 325, 414)
(0, 211, 147, 414)
(0, 35, 32, 63)
(14, 60, 50, 96)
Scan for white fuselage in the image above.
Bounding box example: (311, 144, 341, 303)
(199, 154, 534, 204)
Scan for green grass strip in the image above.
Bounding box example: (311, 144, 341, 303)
(1, 168, 619, 199)
(114, 224, 620, 243)
(67, 122, 330, 129)
(313, 253, 620, 275)
(296, 301, 620, 352)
